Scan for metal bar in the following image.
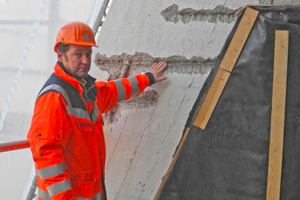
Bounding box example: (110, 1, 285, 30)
(87, 0, 111, 35)
(0, 140, 30, 153)
(26, 173, 37, 200)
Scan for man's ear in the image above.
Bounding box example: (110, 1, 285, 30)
(57, 51, 64, 62)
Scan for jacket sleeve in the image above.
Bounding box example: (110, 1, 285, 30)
(27, 92, 75, 200)
(95, 74, 150, 114)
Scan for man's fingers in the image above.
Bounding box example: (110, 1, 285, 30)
(156, 77, 167, 83)
(152, 61, 167, 71)
(147, 61, 167, 84)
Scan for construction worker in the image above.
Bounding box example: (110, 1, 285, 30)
(27, 21, 167, 200)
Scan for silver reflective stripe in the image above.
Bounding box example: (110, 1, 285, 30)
(37, 82, 99, 122)
(90, 104, 100, 123)
(38, 188, 51, 200)
(76, 192, 102, 200)
(93, 192, 102, 200)
(37, 162, 65, 179)
(38, 84, 92, 119)
(128, 76, 139, 97)
(113, 79, 125, 102)
(38, 84, 72, 106)
(38, 84, 74, 116)
(47, 179, 72, 196)
(73, 107, 90, 120)
(66, 104, 73, 116)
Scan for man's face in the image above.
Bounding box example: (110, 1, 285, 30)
(58, 44, 92, 80)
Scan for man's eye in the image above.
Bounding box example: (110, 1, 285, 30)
(75, 53, 82, 57)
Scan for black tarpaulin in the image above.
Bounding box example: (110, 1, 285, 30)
(157, 6, 300, 200)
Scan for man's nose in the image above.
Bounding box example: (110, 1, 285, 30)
(81, 54, 91, 64)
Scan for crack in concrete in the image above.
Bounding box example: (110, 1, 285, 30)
(259, 0, 274, 4)
(114, 150, 137, 199)
(160, 4, 240, 24)
(105, 115, 129, 168)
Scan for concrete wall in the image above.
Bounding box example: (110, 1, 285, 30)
(90, 0, 300, 199)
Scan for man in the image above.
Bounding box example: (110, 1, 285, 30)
(27, 21, 167, 200)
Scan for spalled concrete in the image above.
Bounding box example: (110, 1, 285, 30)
(161, 4, 239, 24)
(260, 0, 274, 3)
(94, 52, 215, 80)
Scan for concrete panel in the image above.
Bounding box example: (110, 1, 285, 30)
(90, 0, 300, 199)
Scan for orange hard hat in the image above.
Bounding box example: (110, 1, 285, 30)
(54, 21, 98, 52)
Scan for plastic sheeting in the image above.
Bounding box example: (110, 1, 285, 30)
(157, 5, 300, 200)
(0, 0, 103, 199)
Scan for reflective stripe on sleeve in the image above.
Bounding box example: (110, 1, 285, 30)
(113, 79, 125, 102)
(128, 76, 139, 97)
(75, 192, 102, 200)
(38, 188, 51, 200)
(47, 179, 72, 196)
(37, 162, 65, 179)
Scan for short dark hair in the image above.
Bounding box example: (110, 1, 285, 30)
(57, 43, 70, 54)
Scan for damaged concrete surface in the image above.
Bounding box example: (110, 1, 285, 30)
(161, 4, 240, 24)
(260, 0, 274, 3)
(94, 52, 215, 80)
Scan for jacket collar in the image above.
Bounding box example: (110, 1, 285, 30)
(54, 61, 96, 92)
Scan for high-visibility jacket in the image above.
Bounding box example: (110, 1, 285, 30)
(27, 61, 151, 200)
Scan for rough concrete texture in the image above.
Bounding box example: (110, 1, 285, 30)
(160, 4, 240, 24)
(89, 0, 272, 199)
(260, 0, 274, 4)
(94, 52, 215, 80)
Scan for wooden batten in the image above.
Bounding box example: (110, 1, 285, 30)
(193, 68, 230, 129)
(193, 7, 259, 129)
(266, 30, 289, 200)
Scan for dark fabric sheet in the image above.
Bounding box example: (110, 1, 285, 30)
(158, 6, 300, 200)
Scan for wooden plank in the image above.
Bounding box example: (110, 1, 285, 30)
(266, 30, 289, 200)
(193, 7, 259, 129)
(193, 69, 230, 129)
(221, 7, 259, 72)
(154, 128, 190, 200)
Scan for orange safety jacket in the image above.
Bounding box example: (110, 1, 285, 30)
(27, 61, 151, 200)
